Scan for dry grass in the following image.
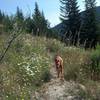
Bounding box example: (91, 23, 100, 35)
(0, 33, 100, 99)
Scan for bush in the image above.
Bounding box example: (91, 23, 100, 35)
(46, 39, 65, 53)
(90, 44, 100, 80)
(0, 34, 52, 99)
(59, 47, 89, 82)
(17, 53, 51, 85)
(41, 70, 51, 82)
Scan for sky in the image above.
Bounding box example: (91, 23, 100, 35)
(0, 0, 100, 27)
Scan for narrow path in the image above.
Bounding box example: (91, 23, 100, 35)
(31, 53, 87, 100)
(50, 64, 57, 79)
(32, 65, 87, 100)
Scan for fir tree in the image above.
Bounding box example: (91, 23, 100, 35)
(15, 7, 24, 30)
(60, 0, 81, 45)
(41, 11, 50, 36)
(32, 2, 49, 36)
(0, 10, 3, 24)
(24, 16, 34, 33)
(3, 15, 13, 32)
(32, 2, 42, 35)
(81, 0, 98, 48)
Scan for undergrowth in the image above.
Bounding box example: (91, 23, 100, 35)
(0, 33, 100, 99)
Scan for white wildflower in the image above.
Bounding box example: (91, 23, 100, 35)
(35, 71, 37, 73)
(17, 63, 21, 66)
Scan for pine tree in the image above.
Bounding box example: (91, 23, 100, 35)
(0, 10, 3, 32)
(24, 16, 34, 33)
(32, 2, 42, 35)
(15, 7, 24, 30)
(0, 10, 3, 24)
(60, 0, 81, 45)
(41, 11, 50, 36)
(3, 15, 13, 32)
(32, 2, 49, 36)
(82, 0, 98, 48)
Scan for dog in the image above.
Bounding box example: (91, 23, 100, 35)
(54, 55, 64, 80)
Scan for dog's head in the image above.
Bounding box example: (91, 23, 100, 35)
(55, 56, 61, 66)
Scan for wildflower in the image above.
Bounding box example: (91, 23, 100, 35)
(35, 71, 37, 73)
(17, 63, 21, 66)
(30, 72, 35, 76)
(40, 66, 42, 68)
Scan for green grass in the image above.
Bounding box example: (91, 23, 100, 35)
(0, 33, 100, 99)
(0, 34, 52, 99)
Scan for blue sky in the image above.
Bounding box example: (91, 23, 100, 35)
(0, 0, 100, 27)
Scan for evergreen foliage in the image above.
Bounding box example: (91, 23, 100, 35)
(32, 2, 49, 36)
(3, 15, 13, 32)
(81, 0, 98, 48)
(14, 7, 24, 30)
(60, 0, 81, 45)
(0, 10, 3, 24)
(24, 16, 34, 33)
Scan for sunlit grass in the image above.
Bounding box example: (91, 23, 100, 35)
(0, 33, 100, 99)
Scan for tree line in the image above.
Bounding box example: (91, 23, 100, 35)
(0, 2, 58, 62)
(0, 2, 57, 38)
(0, 0, 100, 48)
(60, 0, 100, 48)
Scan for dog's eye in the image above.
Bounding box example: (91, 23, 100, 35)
(57, 60, 59, 62)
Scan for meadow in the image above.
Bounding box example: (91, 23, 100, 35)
(0, 33, 100, 99)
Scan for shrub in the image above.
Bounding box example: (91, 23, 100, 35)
(17, 53, 51, 85)
(46, 39, 65, 52)
(60, 47, 89, 81)
(90, 44, 100, 80)
(0, 34, 52, 99)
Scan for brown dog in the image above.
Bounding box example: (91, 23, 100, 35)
(55, 55, 64, 80)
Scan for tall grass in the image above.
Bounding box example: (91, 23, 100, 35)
(0, 34, 52, 99)
(0, 33, 100, 99)
(89, 44, 100, 80)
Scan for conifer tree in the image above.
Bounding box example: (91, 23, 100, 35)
(81, 0, 98, 48)
(24, 16, 34, 33)
(3, 15, 13, 32)
(0, 10, 3, 24)
(60, 0, 81, 45)
(15, 7, 24, 29)
(32, 2, 42, 35)
(32, 2, 49, 36)
(41, 11, 50, 36)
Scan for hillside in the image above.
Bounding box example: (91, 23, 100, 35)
(53, 6, 100, 33)
(0, 33, 100, 100)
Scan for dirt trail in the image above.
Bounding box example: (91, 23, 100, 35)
(50, 64, 57, 79)
(31, 64, 87, 100)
